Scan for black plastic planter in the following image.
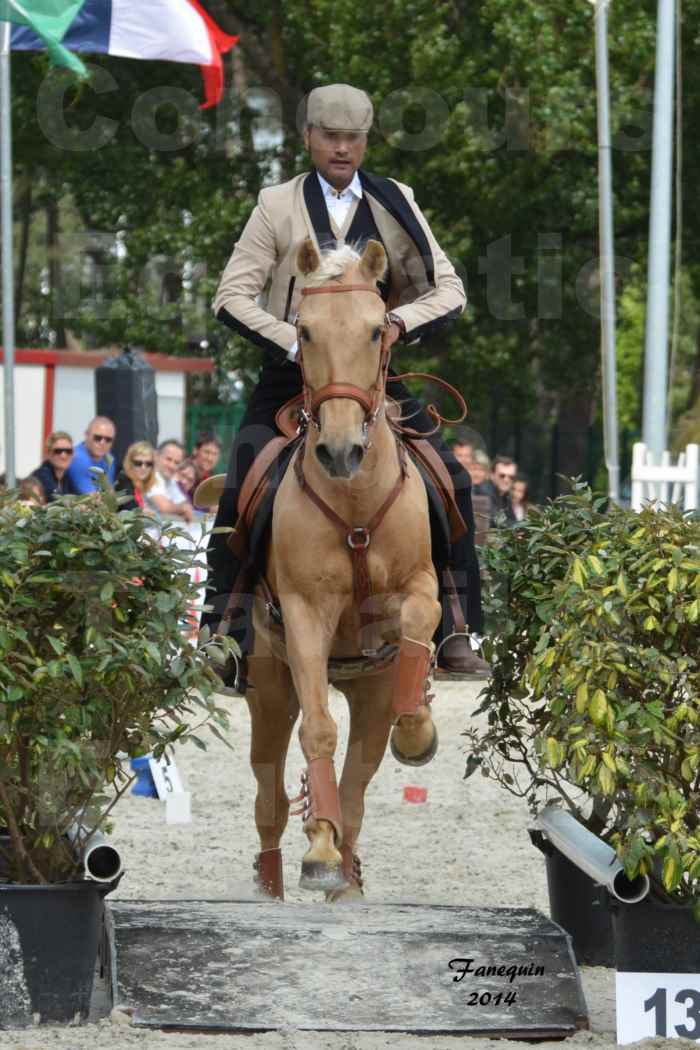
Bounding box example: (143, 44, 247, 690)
(611, 895, 700, 972)
(0, 882, 105, 1026)
(530, 830, 615, 967)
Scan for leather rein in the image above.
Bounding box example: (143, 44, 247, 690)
(296, 282, 467, 439)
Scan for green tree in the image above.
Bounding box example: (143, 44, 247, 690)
(9, 0, 700, 478)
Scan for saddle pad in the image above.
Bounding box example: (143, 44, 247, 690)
(410, 456, 451, 570)
(244, 441, 299, 573)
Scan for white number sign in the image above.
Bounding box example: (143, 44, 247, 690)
(148, 754, 191, 824)
(617, 973, 700, 1044)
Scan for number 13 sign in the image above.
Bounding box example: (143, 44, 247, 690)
(617, 973, 700, 1044)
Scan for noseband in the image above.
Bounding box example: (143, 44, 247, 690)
(296, 283, 389, 440)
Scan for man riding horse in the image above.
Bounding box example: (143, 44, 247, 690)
(203, 82, 490, 686)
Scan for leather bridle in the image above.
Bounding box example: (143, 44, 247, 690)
(296, 282, 390, 442)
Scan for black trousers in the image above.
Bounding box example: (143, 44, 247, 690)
(202, 359, 484, 646)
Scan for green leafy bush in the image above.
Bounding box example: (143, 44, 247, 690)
(0, 490, 233, 884)
(466, 484, 700, 904)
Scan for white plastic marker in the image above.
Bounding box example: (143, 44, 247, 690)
(148, 754, 192, 824)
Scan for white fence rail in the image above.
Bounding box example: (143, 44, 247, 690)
(630, 442, 699, 512)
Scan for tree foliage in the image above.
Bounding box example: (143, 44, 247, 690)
(0, 489, 234, 884)
(7, 0, 700, 453)
(467, 484, 700, 904)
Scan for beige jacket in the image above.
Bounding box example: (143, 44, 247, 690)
(213, 171, 466, 358)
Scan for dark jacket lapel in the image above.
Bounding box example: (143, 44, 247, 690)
(303, 173, 336, 251)
(359, 169, 435, 287)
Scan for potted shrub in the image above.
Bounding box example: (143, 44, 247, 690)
(464, 484, 700, 967)
(0, 486, 233, 1025)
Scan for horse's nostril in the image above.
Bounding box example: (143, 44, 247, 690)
(347, 444, 365, 473)
(316, 443, 335, 474)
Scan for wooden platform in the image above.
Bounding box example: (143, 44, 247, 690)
(107, 900, 588, 1036)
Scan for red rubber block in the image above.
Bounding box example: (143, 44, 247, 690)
(403, 785, 428, 803)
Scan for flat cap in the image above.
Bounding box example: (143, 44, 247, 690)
(306, 84, 373, 133)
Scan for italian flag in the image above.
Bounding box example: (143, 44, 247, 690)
(9, 0, 238, 107)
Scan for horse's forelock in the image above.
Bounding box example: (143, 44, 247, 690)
(304, 244, 363, 288)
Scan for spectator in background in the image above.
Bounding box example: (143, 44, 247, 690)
(18, 476, 46, 506)
(511, 475, 531, 522)
(32, 431, 78, 501)
(115, 442, 157, 512)
(470, 450, 491, 493)
(486, 455, 517, 526)
(180, 432, 222, 502)
(148, 439, 193, 522)
(66, 416, 117, 493)
(451, 439, 474, 473)
(176, 460, 196, 501)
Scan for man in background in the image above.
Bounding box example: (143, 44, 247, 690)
(451, 439, 474, 473)
(486, 455, 517, 526)
(148, 440, 193, 522)
(66, 416, 116, 493)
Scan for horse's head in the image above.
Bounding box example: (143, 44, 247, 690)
(296, 238, 388, 480)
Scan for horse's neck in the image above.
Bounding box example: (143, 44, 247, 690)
(305, 417, 401, 523)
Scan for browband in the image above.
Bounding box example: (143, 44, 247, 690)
(301, 283, 383, 298)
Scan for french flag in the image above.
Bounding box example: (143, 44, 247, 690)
(11, 0, 239, 108)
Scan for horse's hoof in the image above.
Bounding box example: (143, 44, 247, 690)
(390, 724, 439, 767)
(299, 859, 348, 893)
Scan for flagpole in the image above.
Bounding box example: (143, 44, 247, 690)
(0, 19, 15, 487)
(642, 0, 675, 456)
(593, 0, 620, 504)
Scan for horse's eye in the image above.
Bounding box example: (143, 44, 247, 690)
(371, 327, 381, 341)
(300, 326, 310, 342)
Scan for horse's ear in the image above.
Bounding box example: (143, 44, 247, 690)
(297, 238, 321, 276)
(359, 239, 387, 284)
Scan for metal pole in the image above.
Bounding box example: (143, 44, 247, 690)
(642, 0, 676, 457)
(594, 0, 620, 503)
(0, 20, 15, 487)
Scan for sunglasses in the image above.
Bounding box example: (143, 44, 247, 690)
(496, 472, 515, 479)
(131, 459, 154, 468)
(91, 434, 113, 444)
(51, 447, 73, 455)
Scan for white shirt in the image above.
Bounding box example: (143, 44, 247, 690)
(316, 169, 363, 230)
(147, 471, 188, 511)
(288, 170, 364, 362)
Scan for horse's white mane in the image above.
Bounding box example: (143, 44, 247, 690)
(305, 244, 362, 288)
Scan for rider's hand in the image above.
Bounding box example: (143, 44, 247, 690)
(382, 322, 403, 353)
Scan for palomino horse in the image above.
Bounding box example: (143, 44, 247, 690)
(247, 238, 441, 901)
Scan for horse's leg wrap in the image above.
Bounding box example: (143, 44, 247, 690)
(392, 637, 434, 721)
(253, 847, 284, 900)
(326, 845, 364, 903)
(340, 845, 363, 888)
(291, 756, 343, 846)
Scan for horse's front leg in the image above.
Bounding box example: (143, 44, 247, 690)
(390, 570, 442, 766)
(281, 590, 346, 892)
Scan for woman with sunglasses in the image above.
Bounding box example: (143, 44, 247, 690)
(115, 442, 157, 513)
(31, 431, 78, 501)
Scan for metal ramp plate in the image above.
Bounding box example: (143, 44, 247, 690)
(108, 900, 589, 1037)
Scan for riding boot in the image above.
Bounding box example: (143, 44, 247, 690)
(386, 377, 489, 676)
(434, 492, 491, 679)
(200, 466, 253, 694)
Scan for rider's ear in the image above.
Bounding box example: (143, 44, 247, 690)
(359, 239, 387, 283)
(297, 238, 321, 276)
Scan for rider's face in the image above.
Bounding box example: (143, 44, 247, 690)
(304, 126, 368, 190)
